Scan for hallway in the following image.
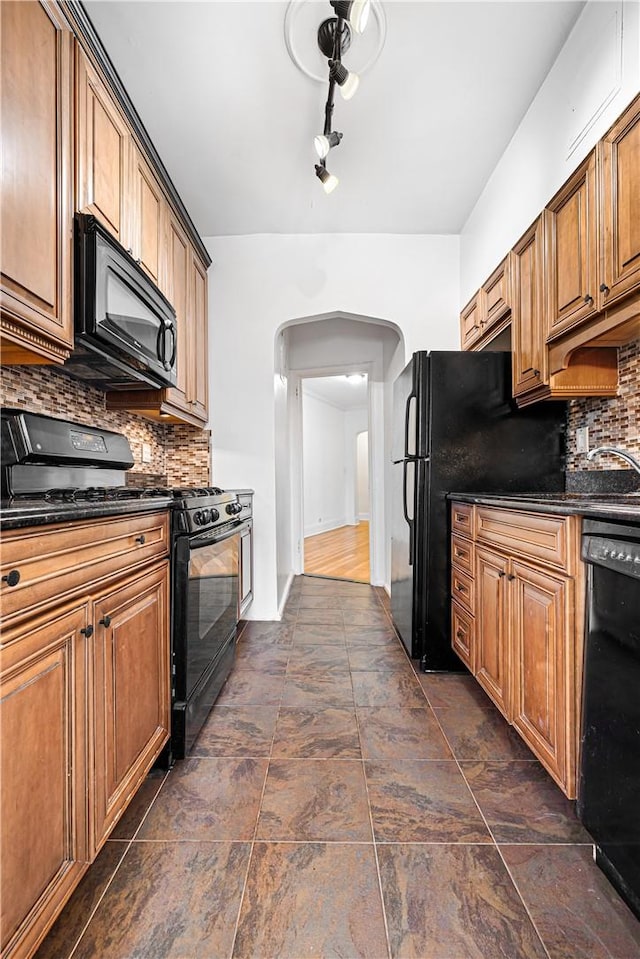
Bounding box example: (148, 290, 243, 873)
(37, 577, 640, 958)
(304, 521, 370, 582)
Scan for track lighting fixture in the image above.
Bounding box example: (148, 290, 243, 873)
(314, 130, 343, 160)
(330, 0, 371, 35)
(315, 164, 339, 194)
(328, 60, 360, 100)
(312, 0, 371, 193)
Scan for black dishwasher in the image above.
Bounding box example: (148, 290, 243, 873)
(578, 518, 640, 919)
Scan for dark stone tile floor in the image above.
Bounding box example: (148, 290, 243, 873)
(36, 575, 640, 959)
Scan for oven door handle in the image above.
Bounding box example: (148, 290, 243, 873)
(188, 523, 242, 549)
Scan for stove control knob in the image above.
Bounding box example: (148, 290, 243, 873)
(210, 508, 220, 523)
(194, 509, 211, 526)
(226, 502, 241, 515)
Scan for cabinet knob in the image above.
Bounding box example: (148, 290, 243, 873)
(456, 630, 465, 641)
(599, 283, 610, 294)
(99, 615, 112, 628)
(80, 625, 94, 638)
(2, 569, 20, 587)
(522, 367, 540, 377)
(135, 534, 146, 545)
(127, 248, 133, 255)
(583, 294, 594, 305)
(507, 574, 516, 581)
(498, 571, 506, 578)
(136, 258, 142, 265)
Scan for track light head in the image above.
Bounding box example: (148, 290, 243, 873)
(314, 131, 343, 160)
(315, 164, 339, 194)
(328, 60, 360, 100)
(330, 0, 371, 34)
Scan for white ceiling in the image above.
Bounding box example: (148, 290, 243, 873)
(85, 0, 585, 237)
(303, 373, 369, 410)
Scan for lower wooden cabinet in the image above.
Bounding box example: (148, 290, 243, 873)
(450, 502, 584, 798)
(92, 563, 169, 852)
(1, 604, 90, 959)
(475, 546, 510, 717)
(0, 513, 170, 959)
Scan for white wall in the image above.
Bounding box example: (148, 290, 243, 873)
(356, 430, 370, 519)
(302, 390, 349, 537)
(205, 234, 460, 619)
(460, 0, 640, 301)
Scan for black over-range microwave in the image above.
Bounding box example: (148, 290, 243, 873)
(60, 214, 178, 391)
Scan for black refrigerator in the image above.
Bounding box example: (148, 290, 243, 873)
(390, 351, 567, 669)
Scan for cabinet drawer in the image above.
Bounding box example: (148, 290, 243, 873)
(451, 534, 473, 575)
(451, 502, 474, 537)
(451, 601, 474, 672)
(1, 511, 169, 630)
(451, 566, 474, 614)
(476, 507, 571, 572)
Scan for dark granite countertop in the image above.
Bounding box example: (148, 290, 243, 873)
(447, 491, 640, 524)
(0, 497, 173, 531)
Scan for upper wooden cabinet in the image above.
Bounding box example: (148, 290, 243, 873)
(599, 95, 640, 309)
(0, 1, 74, 364)
(460, 255, 512, 351)
(544, 151, 599, 339)
(76, 46, 130, 248)
(129, 146, 167, 286)
(461, 94, 639, 404)
(511, 216, 618, 406)
(511, 218, 547, 397)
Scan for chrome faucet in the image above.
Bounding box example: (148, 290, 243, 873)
(587, 446, 640, 476)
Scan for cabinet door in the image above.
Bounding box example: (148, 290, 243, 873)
(510, 561, 574, 795)
(130, 146, 165, 286)
(0, 1, 74, 364)
(544, 151, 598, 338)
(76, 48, 130, 247)
(451, 601, 474, 672)
(189, 252, 209, 422)
(511, 217, 546, 397)
(162, 212, 192, 417)
(600, 94, 640, 308)
(481, 254, 512, 335)
(460, 293, 482, 350)
(475, 547, 510, 716)
(92, 563, 169, 851)
(1, 604, 89, 958)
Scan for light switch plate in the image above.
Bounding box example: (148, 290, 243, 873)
(141, 442, 152, 463)
(576, 426, 589, 454)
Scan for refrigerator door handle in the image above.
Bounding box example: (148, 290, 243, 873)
(402, 460, 415, 565)
(405, 392, 417, 458)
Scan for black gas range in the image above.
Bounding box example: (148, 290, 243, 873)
(1, 409, 249, 762)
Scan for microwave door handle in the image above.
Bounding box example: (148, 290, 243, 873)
(164, 323, 176, 370)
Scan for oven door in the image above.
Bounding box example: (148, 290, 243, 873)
(171, 523, 240, 758)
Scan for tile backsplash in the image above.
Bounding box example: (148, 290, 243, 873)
(566, 339, 640, 471)
(0, 365, 211, 486)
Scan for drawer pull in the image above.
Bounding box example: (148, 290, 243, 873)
(135, 534, 146, 545)
(2, 569, 20, 587)
(80, 625, 94, 638)
(455, 583, 467, 592)
(99, 615, 112, 628)
(456, 630, 465, 641)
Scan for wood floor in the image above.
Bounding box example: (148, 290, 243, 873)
(304, 521, 370, 583)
